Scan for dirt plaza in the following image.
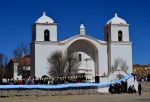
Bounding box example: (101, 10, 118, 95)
(0, 92, 150, 102)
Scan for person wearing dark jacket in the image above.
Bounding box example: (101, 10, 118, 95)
(138, 83, 142, 95)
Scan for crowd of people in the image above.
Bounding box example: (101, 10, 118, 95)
(138, 76, 148, 81)
(109, 81, 128, 93)
(128, 85, 136, 93)
(0, 75, 143, 95)
(0, 76, 88, 85)
(133, 73, 149, 82)
(109, 82, 137, 94)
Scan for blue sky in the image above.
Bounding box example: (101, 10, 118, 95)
(0, 0, 150, 64)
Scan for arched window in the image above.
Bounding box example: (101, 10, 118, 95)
(44, 30, 50, 41)
(118, 31, 123, 41)
(78, 54, 82, 62)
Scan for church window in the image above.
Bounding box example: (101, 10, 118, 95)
(44, 30, 50, 41)
(118, 31, 123, 41)
(78, 54, 82, 62)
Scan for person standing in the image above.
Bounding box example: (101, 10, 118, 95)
(138, 83, 142, 95)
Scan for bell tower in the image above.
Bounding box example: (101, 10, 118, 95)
(104, 13, 132, 74)
(104, 13, 129, 42)
(31, 12, 58, 77)
(32, 12, 58, 42)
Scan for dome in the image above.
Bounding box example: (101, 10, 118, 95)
(35, 12, 54, 23)
(106, 13, 127, 25)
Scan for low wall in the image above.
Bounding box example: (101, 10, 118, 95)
(0, 88, 98, 97)
(140, 82, 150, 92)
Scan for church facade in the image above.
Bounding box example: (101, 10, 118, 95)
(30, 12, 132, 81)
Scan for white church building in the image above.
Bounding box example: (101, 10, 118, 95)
(30, 12, 133, 83)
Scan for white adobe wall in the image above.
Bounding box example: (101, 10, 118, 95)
(110, 42, 132, 73)
(34, 42, 63, 78)
(98, 71, 138, 93)
(13, 63, 22, 80)
(32, 36, 108, 78)
(98, 44, 108, 76)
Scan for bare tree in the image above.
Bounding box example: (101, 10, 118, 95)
(47, 50, 66, 77)
(0, 53, 4, 68)
(13, 43, 29, 78)
(0, 53, 8, 78)
(47, 50, 80, 77)
(111, 58, 129, 73)
(65, 50, 80, 76)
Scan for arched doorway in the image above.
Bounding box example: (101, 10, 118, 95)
(67, 39, 98, 81)
(109, 71, 128, 81)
